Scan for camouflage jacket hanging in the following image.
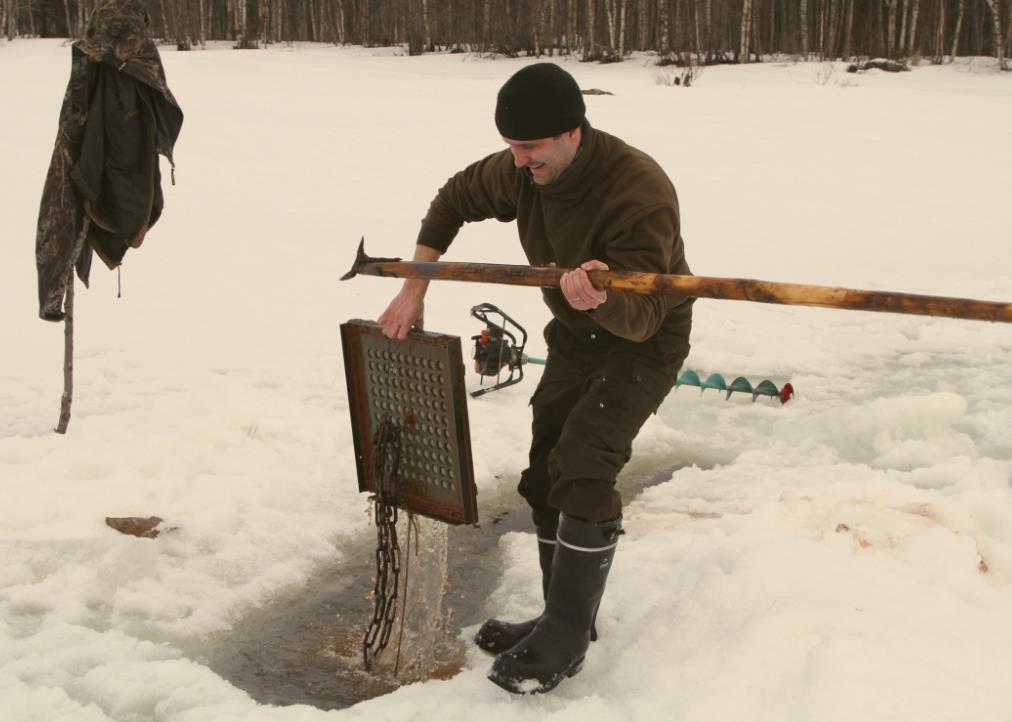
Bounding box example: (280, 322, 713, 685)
(36, 0, 183, 321)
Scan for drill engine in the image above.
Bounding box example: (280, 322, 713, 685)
(470, 303, 530, 398)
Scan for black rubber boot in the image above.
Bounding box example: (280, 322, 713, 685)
(487, 514, 621, 694)
(474, 531, 556, 654)
(475, 527, 601, 655)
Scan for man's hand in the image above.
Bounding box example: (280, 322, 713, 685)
(561, 260, 608, 311)
(377, 244, 441, 340)
(378, 281, 426, 340)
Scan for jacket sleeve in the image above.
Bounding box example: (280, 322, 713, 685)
(589, 205, 683, 342)
(417, 150, 520, 253)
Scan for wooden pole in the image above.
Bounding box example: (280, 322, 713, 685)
(56, 219, 90, 435)
(342, 239, 1012, 324)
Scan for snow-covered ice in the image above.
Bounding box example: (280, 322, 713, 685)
(2, 39, 1011, 721)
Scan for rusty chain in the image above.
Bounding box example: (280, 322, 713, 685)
(363, 418, 402, 671)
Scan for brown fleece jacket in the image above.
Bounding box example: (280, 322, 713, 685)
(417, 123, 692, 353)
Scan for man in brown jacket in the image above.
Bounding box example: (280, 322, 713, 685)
(379, 63, 692, 694)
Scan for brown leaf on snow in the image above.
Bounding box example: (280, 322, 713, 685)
(105, 516, 168, 539)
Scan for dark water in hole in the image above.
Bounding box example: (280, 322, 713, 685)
(199, 459, 689, 710)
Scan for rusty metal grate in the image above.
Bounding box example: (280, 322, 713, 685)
(340, 320, 478, 525)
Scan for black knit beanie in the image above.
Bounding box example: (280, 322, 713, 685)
(495, 63, 586, 141)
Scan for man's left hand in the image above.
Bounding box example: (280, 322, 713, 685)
(561, 260, 609, 311)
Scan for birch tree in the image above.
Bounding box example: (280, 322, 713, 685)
(740, 0, 754, 60)
(2, 0, 13, 40)
(565, 0, 577, 52)
(950, 0, 965, 59)
(800, 0, 808, 56)
(883, 0, 898, 55)
(604, 0, 628, 57)
(982, 0, 1006, 69)
(898, 0, 908, 54)
(907, 0, 919, 55)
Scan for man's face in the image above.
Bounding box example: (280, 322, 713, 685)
(502, 128, 581, 186)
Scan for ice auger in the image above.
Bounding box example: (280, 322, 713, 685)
(469, 303, 794, 405)
(675, 370, 794, 404)
(469, 303, 545, 398)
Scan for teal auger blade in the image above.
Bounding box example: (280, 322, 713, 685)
(676, 370, 701, 388)
(701, 373, 728, 392)
(677, 371, 794, 404)
(726, 376, 753, 400)
(752, 379, 780, 401)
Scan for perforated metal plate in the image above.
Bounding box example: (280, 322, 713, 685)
(340, 320, 477, 525)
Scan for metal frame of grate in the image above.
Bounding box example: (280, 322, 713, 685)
(341, 320, 478, 525)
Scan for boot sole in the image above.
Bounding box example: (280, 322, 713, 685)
(487, 656, 585, 695)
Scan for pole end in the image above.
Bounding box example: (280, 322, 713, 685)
(340, 237, 368, 281)
(341, 237, 404, 280)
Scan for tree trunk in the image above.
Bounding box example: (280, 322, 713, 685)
(547, 0, 556, 53)
(800, 0, 809, 56)
(587, 0, 597, 57)
(196, 0, 205, 47)
(159, 0, 172, 39)
(933, 0, 944, 61)
(618, 0, 626, 55)
(885, 0, 898, 56)
(705, 0, 713, 60)
(333, 0, 346, 43)
(567, 0, 577, 53)
(62, 0, 73, 37)
(740, 0, 753, 61)
(949, 0, 963, 58)
(844, 0, 855, 56)
(983, 0, 1006, 68)
(532, 0, 541, 54)
(173, 0, 193, 50)
(1007, 0, 1012, 61)
(908, 0, 919, 55)
(236, 0, 258, 47)
(658, 0, 669, 52)
(481, 0, 491, 48)
(423, 0, 432, 49)
(899, 0, 908, 54)
(826, 0, 839, 57)
(409, 0, 425, 52)
(671, 0, 680, 55)
(604, 0, 617, 55)
(636, 0, 647, 48)
(695, 0, 704, 59)
(768, 0, 776, 57)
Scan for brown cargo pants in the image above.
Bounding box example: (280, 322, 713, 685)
(517, 317, 691, 532)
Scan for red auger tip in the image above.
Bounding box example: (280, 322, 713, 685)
(779, 383, 795, 404)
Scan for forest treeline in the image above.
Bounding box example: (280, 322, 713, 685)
(2, 0, 1009, 68)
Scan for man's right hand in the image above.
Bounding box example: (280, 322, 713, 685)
(378, 282, 426, 340)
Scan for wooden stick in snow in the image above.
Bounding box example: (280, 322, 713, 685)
(56, 218, 90, 435)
